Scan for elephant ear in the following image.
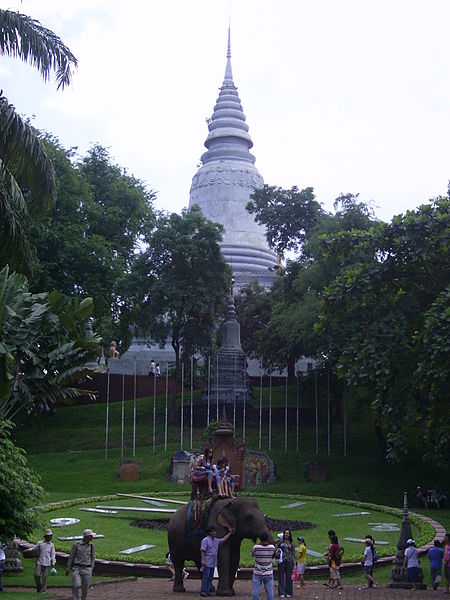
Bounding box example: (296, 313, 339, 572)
(217, 502, 236, 530)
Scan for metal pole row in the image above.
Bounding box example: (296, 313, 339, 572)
(102, 360, 349, 459)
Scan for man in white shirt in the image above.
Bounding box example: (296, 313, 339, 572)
(403, 538, 420, 591)
(34, 529, 56, 592)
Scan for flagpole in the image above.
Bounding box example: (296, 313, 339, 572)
(133, 360, 137, 457)
(105, 367, 110, 460)
(268, 366, 272, 451)
(190, 356, 193, 450)
(180, 362, 184, 450)
(164, 364, 168, 452)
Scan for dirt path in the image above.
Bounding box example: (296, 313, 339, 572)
(11, 577, 442, 599)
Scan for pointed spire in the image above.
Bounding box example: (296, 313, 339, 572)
(224, 24, 233, 80)
(200, 27, 255, 165)
(220, 292, 243, 352)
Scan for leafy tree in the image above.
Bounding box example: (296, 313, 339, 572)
(28, 139, 156, 351)
(320, 197, 450, 464)
(415, 287, 450, 464)
(234, 282, 274, 358)
(0, 419, 43, 542)
(246, 184, 323, 256)
(129, 206, 231, 421)
(0, 265, 100, 420)
(238, 192, 378, 377)
(0, 9, 77, 274)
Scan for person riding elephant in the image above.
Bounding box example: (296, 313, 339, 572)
(168, 496, 272, 596)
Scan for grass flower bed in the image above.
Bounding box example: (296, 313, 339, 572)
(26, 492, 434, 568)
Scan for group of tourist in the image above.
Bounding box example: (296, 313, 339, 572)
(416, 485, 448, 509)
(249, 528, 347, 600)
(3, 519, 449, 598)
(192, 446, 237, 498)
(148, 359, 161, 378)
(197, 527, 450, 598)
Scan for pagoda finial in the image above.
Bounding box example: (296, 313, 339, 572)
(224, 25, 233, 80)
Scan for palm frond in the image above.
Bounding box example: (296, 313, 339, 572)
(0, 160, 33, 273)
(0, 9, 78, 89)
(0, 94, 57, 210)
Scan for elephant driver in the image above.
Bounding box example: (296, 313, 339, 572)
(200, 525, 234, 596)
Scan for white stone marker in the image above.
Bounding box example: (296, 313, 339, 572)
(49, 518, 80, 527)
(142, 500, 168, 507)
(306, 549, 326, 558)
(120, 544, 156, 554)
(79, 508, 118, 514)
(332, 511, 370, 517)
(344, 537, 390, 545)
(96, 505, 176, 513)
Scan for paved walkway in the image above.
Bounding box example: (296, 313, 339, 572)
(12, 577, 444, 599)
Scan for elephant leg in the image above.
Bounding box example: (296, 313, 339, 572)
(216, 545, 233, 596)
(228, 541, 241, 592)
(172, 556, 186, 593)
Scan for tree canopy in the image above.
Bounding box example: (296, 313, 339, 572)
(238, 190, 378, 374)
(28, 138, 156, 350)
(320, 197, 450, 463)
(128, 206, 231, 419)
(0, 9, 77, 275)
(0, 9, 77, 90)
(0, 419, 43, 542)
(246, 184, 323, 257)
(0, 265, 100, 421)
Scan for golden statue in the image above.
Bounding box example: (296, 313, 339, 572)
(109, 341, 119, 359)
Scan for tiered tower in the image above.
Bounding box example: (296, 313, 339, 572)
(204, 289, 252, 407)
(189, 29, 278, 288)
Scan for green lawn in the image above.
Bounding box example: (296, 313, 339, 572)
(13, 392, 449, 514)
(24, 493, 430, 567)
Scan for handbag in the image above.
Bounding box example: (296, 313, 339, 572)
(291, 566, 300, 581)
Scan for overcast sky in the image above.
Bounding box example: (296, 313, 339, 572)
(2, 0, 450, 222)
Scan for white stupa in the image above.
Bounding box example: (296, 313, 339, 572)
(189, 28, 278, 288)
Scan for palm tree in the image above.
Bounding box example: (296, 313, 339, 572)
(0, 9, 78, 274)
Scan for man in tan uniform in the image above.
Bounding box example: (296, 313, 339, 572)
(66, 529, 96, 600)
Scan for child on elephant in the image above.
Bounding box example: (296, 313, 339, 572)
(213, 458, 227, 496)
(194, 447, 214, 494)
(222, 457, 240, 498)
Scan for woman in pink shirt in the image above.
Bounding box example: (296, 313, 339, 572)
(443, 532, 450, 595)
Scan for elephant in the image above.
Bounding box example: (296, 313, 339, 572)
(167, 496, 272, 595)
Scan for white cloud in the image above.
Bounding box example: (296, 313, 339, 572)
(1, 0, 449, 221)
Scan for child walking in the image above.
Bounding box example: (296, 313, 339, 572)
(361, 539, 377, 588)
(296, 536, 307, 588)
